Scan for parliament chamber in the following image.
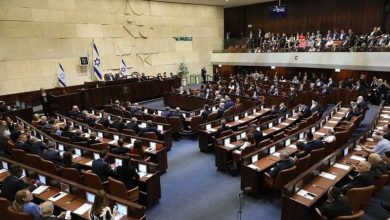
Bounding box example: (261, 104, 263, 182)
(1, 0, 390, 220)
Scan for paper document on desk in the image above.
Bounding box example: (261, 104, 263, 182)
(323, 126, 333, 130)
(271, 127, 280, 130)
(281, 122, 289, 126)
(138, 172, 147, 178)
(85, 160, 93, 166)
(0, 169, 7, 174)
(73, 203, 92, 215)
(319, 172, 336, 180)
(289, 145, 297, 149)
(32, 185, 49, 195)
(297, 189, 315, 200)
(108, 140, 118, 145)
(333, 116, 342, 120)
(233, 150, 241, 154)
(350, 155, 366, 161)
(315, 132, 325, 136)
(238, 120, 245, 123)
(48, 192, 68, 202)
(248, 164, 260, 171)
(272, 152, 280, 158)
(124, 144, 133, 148)
(328, 121, 338, 124)
(381, 114, 390, 119)
(72, 155, 79, 159)
(225, 143, 236, 149)
(333, 163, 350, 171)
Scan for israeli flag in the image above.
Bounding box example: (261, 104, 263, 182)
(93, 41, 103, 81)
(58, 63, 67, 87)
(120, 59, 130, 76)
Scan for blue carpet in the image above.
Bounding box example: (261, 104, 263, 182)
(145, 101, 388, 220)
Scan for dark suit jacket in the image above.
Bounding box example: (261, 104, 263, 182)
(111, 146, 129, 155)
(116, 164, 140, 189)
(320, 197, 353, 220)
(0, 175, 27, 201)
(371, 162, 388, 179)
(216, 108, 225, 119)
(15, 141, 30, 151)
(304, 140, 324, 153)
(214, 125, 231, 138)
(10, 130, 21, 142)
(139, 127, 163, 140)
(92, 158, 117, 182)
(27, 141, 45, 155)
(342, 171, 376, 193)
(201, 109, 211, 121)
(268, 158, 294, 178)
(97, 117, 110, 128)
(357, 101, 369, 111)
(383, 131, 390, 142)
(161, 110, 171, 118)
(127, 122, 140, 134)
(70, 135, 88, 143)
(42, 149, 63, 164)
(301, 107, 312, 119)
(61, 130, 74, 139)
(111, 120, 125, 131)
(87, 139, 101, 146)
(253, 130, 264, 145)
(85, 118, 96, 127)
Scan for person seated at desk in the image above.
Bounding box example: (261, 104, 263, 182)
(40, 201, 71, 220)
(10, 123, 24, 142)
(14, 189, 41, 220)
(70, 129, 88, 143)
(15, 134, 30, 152)
(287, 87, 297, 100)
(130, 140, 147, 160)
(31, 114, 41, 125)
(68, 105, 82, 119)
(362, 132, 390, 157)
(60, 124, 73, 139)
(87, 132, 101, 146)
(310, 100, 322, 114)
(161, 107, 171, 118)
(297, 104, 312, 121)
(268, 85, 275, 94)
(170, 107, 185, 121)
(225, 97, 235, 109)
(368, 153, 388, 179)
(344, 104, 361, 121)
(304, 132, 324, 153)
(267, 151, 294, 178)
(138, 120, 163, 140)
(92, 150, 117, 182)
(140, 72, 147, 81)
(111, 138, 129, 155)
(84, 114, 97, 127)
(356, 96, 369, 111)
(97, 112, 111, 128)
(126, 117, 140, 134)
(111, 116, 125, 132)
(26, 137, 46, 156)
(320, 85, 331, 96)
(42, 141, 63, 165)
(269, 105, 279, 116)
(0, 100, 8, 112)
(239, 133, 255, 150)
(62, 151, 81, 171)
(129, 103, 142, 114)
(251, 92, 259, 101)
(116, 156, 140, 189)
(382, 124, 390, 141)
(216, 103, 226, 119)
(201, 104, 211, 121)
(89, 190, 117, 220)
(279, 102, 287, 115)
(214, 119, 231, 139)
(247, 124, 264, 146)
(43, 118, 56, 132)
(293, 141, 308, 161)
(322, 129, 337, 144)
(317, 187, 353, 220)
(339, 161, 376, 194)
(0, 165, 37, 202)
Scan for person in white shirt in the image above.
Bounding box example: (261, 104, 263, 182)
(323, 129, 336, 144)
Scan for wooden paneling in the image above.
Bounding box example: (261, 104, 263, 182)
(225, 0, 387, 37)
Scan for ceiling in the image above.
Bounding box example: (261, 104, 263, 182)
(153, 0, 275, 8)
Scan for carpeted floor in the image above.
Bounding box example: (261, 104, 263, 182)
(145, 102, 389, 220)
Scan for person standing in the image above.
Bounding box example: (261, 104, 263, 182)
(201, 67, 207, 83)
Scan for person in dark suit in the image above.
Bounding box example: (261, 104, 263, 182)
(62, 151, 82, 171)
(110, 139, 129, 155)
(15, 134, 30, 151)
(26, 138, 45, 156)
(97, 113, 111, 128)
(304, 132, 324, 153)
(293, 141, 308, 161)
(115, 156, 140, 189)
(249, 124, 264, 145)
(70, 130, 88, 143)
(368, 153, 388, 179)
(287, 87, 297, 100)
(42, 141, 63, 165)
(40, 88, 50, 116)
(85, 114, 97, 127)
(216, 103, 226, 119)
(320, 85, 331, 96)
(201, 104, 211, 121)
(87, 132, 101, 146)
(214, 119, 231, 138)
(161, 107, 171, 118)
(68, 105, 82, 118)
(268, 151, 294, 178)
(269, 105, 280, 116)
(39, 201, 69, 220)
(382, 124, 390, 141)
(130, 140, 147, 160)
(345, 105, 360, 121)
(318, 187, 353, 220)
(126, 117, 140, 134)
(92, 150, 117, 181)
(10, 123, 23, 142)
(138, 120, 163, 140)
(340, 161, 376, 194)
(356, 96, 369, 111)
(0, 165, 35, 202)
(111, 116, 125, 132)
(300, 104, 312, 118)
(201, 67, 207, 83)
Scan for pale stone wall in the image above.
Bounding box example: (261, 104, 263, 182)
(0, 0, 224, 95)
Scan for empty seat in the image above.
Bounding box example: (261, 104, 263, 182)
(264, 166, 297, 190)
(108, 177, 139, 202)
(83, 171, 106, 190)
(59, 167, 83, 184)
(7, 206, 33, 220)
(40, 159, 58, 175)
(346, 185, 375, 212)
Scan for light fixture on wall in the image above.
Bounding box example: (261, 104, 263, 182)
(218, 64, 222, 67)
(335, 68, 341, 72)
(271, 66, 276, 69)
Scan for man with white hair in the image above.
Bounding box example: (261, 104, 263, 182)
(323, 129, 336, 144)
(40, 201, 71, 220)
(363, 132, 390, 157)
(268, 150, 294, 178)
(340, 161, 375, 194)
(356, 96, 369, 111)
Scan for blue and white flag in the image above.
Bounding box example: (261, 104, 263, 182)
(120, 59, 130, 76)
(58, 63, 67, 87)
(93, 41, 103, 81)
